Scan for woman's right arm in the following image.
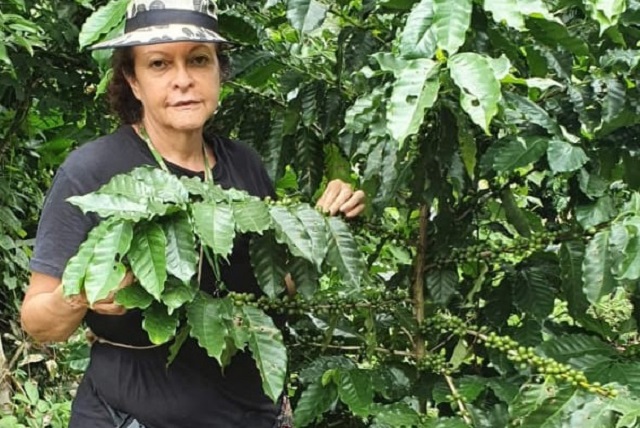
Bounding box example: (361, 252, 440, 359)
(21, 272, 88, 342)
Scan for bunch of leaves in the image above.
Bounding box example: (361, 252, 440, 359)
(61, 165, 367, 402)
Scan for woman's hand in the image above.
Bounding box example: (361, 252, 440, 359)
(66, 270, 136, 315)
(316, 179, 366, 218)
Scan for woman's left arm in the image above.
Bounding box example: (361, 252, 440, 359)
(315, 179, 366, 218)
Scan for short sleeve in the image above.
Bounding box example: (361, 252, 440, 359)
(30, 167, 96, 279)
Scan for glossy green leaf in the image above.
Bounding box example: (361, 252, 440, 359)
(62, 220, 113, 296)
(78, 0, 127, 49)
(538, 334, 615, 362)
(114, 283, 154, 310)
(503, 92, 561, 135)
(129, 167, 189, 204)
(582, 230, 616, 304)
(288, 257, 319, 297)
(192, 202, 236, 259)
(399, 0, 437, 59)
(449, 53, 501, 133)
(232, 199, 271, 234)
(372, 402, 421, 426)
(426, 269, 458, 306)
(187, 293, 233, 366)
(547, 139, 589, 173)
(432, 0, 472, 55)
(269, 205, 314, 262)
(387, 58, 440, 146)
(292, 204, 329, 269)
(163, 212, 197, 283)
(142, 302, 179, 345)
(286, 0, 327, 33)
(249, 233, 287, 298)
(325, 216, 366, 290)
(294, 381, 338, 427)
(161, 278, 198, 315)
(129, 222, 167, 300)
(484, 0, 524, 29)
(83, 221, 133, 304)
(585, 0, 626, 34)
(513, 265, 556, 319)
(242, 305, 287, 403)
(576, 196, 615, 229)
(492, 136, 548, 173)
(67, 194, 159, 221)
(338, 369, 374, 417)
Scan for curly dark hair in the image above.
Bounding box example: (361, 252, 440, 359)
(107, 46, 231, 125)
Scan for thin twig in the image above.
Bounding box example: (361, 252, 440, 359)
(444, 374, 473, 425)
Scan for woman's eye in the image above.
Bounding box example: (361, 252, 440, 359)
(191, 55, 210, 66)
(149, 59, 167, 69)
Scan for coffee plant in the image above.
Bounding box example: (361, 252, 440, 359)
(4, 0, 640, 426)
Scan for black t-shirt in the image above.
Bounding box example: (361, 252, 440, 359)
(30, 126, 279, 428)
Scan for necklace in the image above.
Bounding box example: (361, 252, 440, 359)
(136, 124, 213, 182)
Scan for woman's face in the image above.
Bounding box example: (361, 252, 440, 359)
(126, 42, 221, 133)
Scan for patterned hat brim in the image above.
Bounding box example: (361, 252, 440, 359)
(90, 23, 231, 50)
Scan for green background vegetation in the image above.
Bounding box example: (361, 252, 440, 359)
(2, 0, 640, 426)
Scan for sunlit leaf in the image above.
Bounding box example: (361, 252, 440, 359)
(129, 222, 167, 300)
(433, 0, 472, 55)
(242, 305, 287, 403)
(192, 202, 236, 259)
(163, 212, 197, 283)
(142, 302, 179, 345)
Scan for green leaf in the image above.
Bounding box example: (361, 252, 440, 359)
(163, 212, 197, 284)
(513, 265, 556, 319)
(325, 216, 366, 290)
(426, 269, 458, 306)
(291, 204, 329, 269)
(67, 193, 160, 221)
(241, 305, 287, 403)
(449, 53, 501, 133)
(492, 136, 548, 173)
(612, 221, 640, 280)
(249, 233, 287, 298)
(538, 334, 616, 362)
(142, 302, 179, 345)
(288, 257, 319, 297)
(547, 139, 588, 173)
(432, 0, 472, 55)
(115, 283, 154, 310)
(338, 369, 374, 416)
(62, 220, 113, 296)
(566, 396, 615, 427)
(192, 202, 236, 259)
(399, 0, 437, 59)
(517, 387, 586, 427)
(78, 0, 127, 49)
(286, 0, 328, 33)
(576, 196, 615, 229)
(129, 167, 189, 203)
(559, 241, 609, 334)
(484, 0, 524, 29)
(83, 221, 133, 304)
(129, 222, 167, 300)
(161, 278, 198, 315)
(387, 58, 440, 146)
(232, 199, 271, 234)
(585, 0, 626, 34)
(503, 92, 561, 136)
(294, 381, 338, 427)
(269, 205, 314, 262)
(582, 230, 616, 304)
(500, 188, 532, 237)
(509, 382, 558, 420)
(372, 402, 421, 426)
(526, 18, 590, 57)
(187, 293, 233, 366)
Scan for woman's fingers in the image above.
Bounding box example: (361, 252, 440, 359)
(317, 180, 366, 217)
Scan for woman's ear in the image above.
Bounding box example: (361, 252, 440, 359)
(124, 72, 141, 101)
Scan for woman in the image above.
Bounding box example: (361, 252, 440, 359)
(20, 1, 365, 426)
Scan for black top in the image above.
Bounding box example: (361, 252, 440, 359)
(30, 126, 279, 428)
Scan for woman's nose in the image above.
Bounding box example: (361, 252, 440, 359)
(172, 63, 194, 89)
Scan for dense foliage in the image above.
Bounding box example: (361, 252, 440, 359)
(2, 0, 640, 426)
